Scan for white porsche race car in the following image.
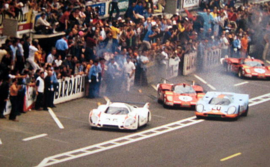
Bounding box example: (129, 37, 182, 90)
(89, 98, 151, 130)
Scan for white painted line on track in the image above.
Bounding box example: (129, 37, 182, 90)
(193, 74, 207, 84)
(48, 108, 64, 129)
(151, 84, 157, 91)
(36, 93, 270, 167)
(234, 81, 249, 87)
(220, 152, 241, 161)
(23, 134, 48, 141)
(152, 114, 166, 119)
(0, 138, 2, 145)
(36, 116, 204, 167)
(249, 93, 270, 106)
(194, 75, 216, 90)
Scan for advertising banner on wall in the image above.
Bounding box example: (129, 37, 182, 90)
(24, 86, 36, 111)
(54, 75, 86, 104)
(3, 100, 11, 116)
(183, 51, 197, 75)
(183, 0, 200, 8)
(167, 57, 181, 79)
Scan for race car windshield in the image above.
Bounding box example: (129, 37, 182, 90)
(173, 85, 196, 94)
(209, 98, 231, 105)
(244, 61, 263, 67)
(105, 107, 129, 115)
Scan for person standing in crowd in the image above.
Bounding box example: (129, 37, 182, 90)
(0, 78, 9, 119)
(23, 36, 30, 60)
(141, 26, 158, 51)
(9, 79, 21, 121)
(27, 40, 40, 71)
(106, 58, 120, 95)
(232, 35, 241, 58)
(138, 49, 149, 86)
(16, 38, 25, 73)
(88, 60, 101, 98)
(55, 36, 68, 60)
(35, 72, 44, 110)
(109, 0, 120, 21)
(197, 9, 214, 38)
(44, 70, 54, 110)
(10, 39, 18, 70)
(124, 57, 136, 92)
(58, 8, 71, 31)
(47, 48, 57, 64)
(50, 66, 58, 108)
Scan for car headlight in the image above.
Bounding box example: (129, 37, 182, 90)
(166, 96, 173, 101)
(124, 118, 136, 128)
(196, 104, 204, 113)
(244, 68, 251, 73)
(227, 106, 236, 114)
(90, 115, 99, 124)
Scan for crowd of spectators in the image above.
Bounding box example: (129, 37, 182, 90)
(1, 0, 270, 121)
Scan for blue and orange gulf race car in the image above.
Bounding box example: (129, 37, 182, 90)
(195, 92, 249, 120)
(223, 57, 270, 79)
(157, 83, 205, 108)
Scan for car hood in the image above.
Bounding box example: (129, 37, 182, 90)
(173, 93, 198, 102)
(202, 104, 231, 114)
(245, 66, 270, 74)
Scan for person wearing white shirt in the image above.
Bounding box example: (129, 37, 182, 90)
(54, 55, 63, 67)
(27, 41, 40, 71)
(47, 48, 57, 64)
(35, 72, 45, 110)
(35, 13, 52, 34)
(124, 57, 136, 92)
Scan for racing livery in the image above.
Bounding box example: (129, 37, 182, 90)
(157, 83, 205, 108)
(195, 92, 249, 120)
(223, 57, 270, 79)
(89, 98, 151, 130)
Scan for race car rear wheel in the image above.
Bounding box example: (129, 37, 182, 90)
(136, 116, 140, 129)
(238, 68, 243, 78)
(242, 106, 249, 116)
(147, 112, 151, 122)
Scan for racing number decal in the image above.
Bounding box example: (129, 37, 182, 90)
(179, 96, 193, 102)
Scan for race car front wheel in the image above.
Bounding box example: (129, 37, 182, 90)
(242, 106, 249, 116)
(238, 68, 243, 78)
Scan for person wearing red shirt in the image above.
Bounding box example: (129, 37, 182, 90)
(59, 8, 71, 31)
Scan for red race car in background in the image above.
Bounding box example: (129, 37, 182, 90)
(157, 83, 205, 108)
(223, 57, 270, 79)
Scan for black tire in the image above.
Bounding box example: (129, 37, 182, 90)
(242, 106, 249, 116)
(91, 126, 97, 130)
(238, 68, 243, 78)
(157, 91, 162, 103)
(196, 115, 203, 119)
(136, 116, 140, 129)
(163, 95, 168, 108)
